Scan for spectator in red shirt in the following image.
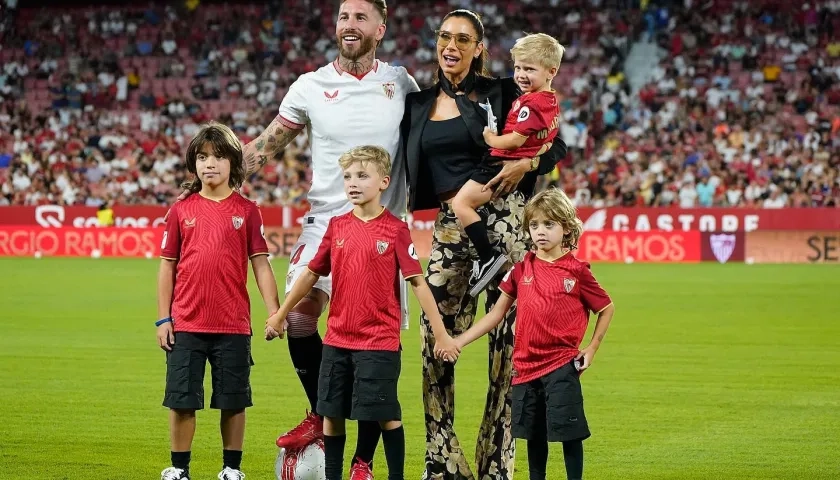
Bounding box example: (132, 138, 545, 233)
(450, 188, 615, 480)
(157, 122, 280, 480)
(265, 146, 457, 480)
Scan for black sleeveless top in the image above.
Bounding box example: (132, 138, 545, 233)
(419, 116, 485, 195)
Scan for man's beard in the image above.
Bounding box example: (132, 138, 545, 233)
(336, 33, 377, 61)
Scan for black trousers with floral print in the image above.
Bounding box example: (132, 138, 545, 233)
(420, 192, 528, 480)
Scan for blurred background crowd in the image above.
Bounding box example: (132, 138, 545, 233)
(1, 0, 838, 209)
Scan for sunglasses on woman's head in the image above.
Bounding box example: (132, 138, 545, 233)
(435, 30, 479, 50)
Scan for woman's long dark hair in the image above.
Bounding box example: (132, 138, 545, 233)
(434, 9, 490, 82)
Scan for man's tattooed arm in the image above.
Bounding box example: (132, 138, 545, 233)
(243, 115, 303, 175)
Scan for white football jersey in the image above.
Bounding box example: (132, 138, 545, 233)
(278, 60, 420, 216)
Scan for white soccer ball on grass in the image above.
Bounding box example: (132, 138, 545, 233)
(275, 440, 325, 480)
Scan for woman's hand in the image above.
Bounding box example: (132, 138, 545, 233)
(482, 158, 532, 199)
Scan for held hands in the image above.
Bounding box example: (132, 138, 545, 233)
(264, 311, 287, 341)
(433, 334, 461, 363)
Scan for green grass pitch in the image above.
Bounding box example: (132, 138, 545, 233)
(1, 258, 839, 479)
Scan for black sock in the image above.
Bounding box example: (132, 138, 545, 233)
(381, 425, 405, 480)
(352, 421, 380, 469)
(562, 440, 584, 480)
(464, 221, 495, 264)
(222, 449, 242, 471)
(171, 451, 191, 473)
(288, 333, 323, 412)
(527, 440, 548, 480)
(324, 434, 346, 480)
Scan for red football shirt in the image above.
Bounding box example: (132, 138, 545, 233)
(500, 251, 612, 384)
(490, 90, 560, 160)
(160, 192, 269, 335)
(308, 209, 423, 351)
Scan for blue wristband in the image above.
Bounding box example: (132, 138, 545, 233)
(155, 317, 172, 327)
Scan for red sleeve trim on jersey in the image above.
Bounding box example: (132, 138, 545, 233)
(306, 266, 328, 278)
(160, 256, 178, 261)
(403, 273, 423, 280)
(278, 115, 305, 130)
(499, 290, 515, 300)
(594, 301, 614, 314)
(249, 252, 270, 258)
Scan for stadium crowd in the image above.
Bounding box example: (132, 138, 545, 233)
(553, 0, 840, 208)
(0, 0, 838, 209)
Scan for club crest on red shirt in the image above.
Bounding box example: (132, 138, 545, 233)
(232, 216, 244, 230)
(376, 240, 389, 254)
(564, 278, 576, 293)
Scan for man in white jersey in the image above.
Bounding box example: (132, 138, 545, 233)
(243, 0, 418, 473)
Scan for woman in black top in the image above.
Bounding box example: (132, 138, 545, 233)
(400, 9, 567, 480)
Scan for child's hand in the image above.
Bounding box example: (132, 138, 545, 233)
(264, 312, 286, 341)
(157, 322, 175, 351)
(575, 345, 597, 373)
(483, 126, 497, 142)
(434, 334, 461, 363)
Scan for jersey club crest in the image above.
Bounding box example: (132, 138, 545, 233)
(381, 82, 395, 99)
(376, 240, 389, 254)
(564, 278, 576, 293)
(232, 216, 244, 230)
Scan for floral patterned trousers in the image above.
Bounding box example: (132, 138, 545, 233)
(420, 192, 528, 480)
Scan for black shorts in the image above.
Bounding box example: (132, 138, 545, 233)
(511, 360, 591, 443)
(163, 332, 254, 411)
(470, 153, 505, 185)
(316, 345, 401, 422)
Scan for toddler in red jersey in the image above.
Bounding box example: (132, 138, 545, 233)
(452, 32, 566, 298)
(265, 145, 458, 480)
(157, 122, 281, 480)
(447, 188, 615, 480)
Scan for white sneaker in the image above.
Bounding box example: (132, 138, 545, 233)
(468, 254, 508, 297)
(161, 467, 189, 480)
(218, 466, 245, 480)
